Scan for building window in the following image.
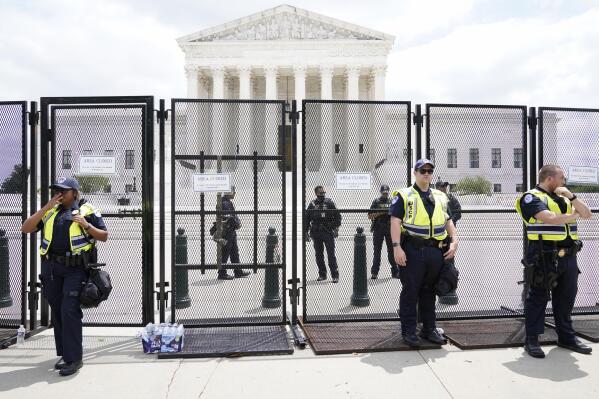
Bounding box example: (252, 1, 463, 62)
(62, 150, 71, 169)
(447, 149, 457, 168)
(427, 148, 436, 165)
(83, 150, 92, 155)
(125, 150, 135, 169)
(469, 148, 479, 168)
(104, 149, 114, 156)
(516, 183, 523, 192)
(494, 184, 502, 193)
(513, 148, 522, 168)
(492, 148, 502, 168)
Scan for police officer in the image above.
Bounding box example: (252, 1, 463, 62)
(21, 177, 108, 376)
(305, 186, 342, 283)
(390, 159, 458, 347)
(516, 164, 593, 358)
(217, 186, 250, 280)
(435, 180, 462, 305)
(368, 184, 399, 279)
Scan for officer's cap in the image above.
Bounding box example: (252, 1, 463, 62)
(380, 184, 390, 193)
(50, 177, 80, 191)
(414, 158, 435, 170)
(435, 181, 449, 188)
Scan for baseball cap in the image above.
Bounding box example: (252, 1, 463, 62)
(435, 181, 449, 188)
(380, 184, 390, 193)
(50, 177, 80, 191)
(414, 159, 435, 170)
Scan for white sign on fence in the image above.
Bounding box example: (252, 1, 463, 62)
(335, 173, 372, 190)
(193, 173, 232, 192)
(568, 166, 598, 184)
(78, 156, 116, 175)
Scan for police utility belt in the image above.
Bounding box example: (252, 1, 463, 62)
(535, 241, 583, 258)
(403, 235, 447, 249)
(43, 252, 90, 267)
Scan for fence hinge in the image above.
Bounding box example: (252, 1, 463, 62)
(527, 115, 538, 131)
(156, 109, 169, 122)
(27, 111, 39, 126)
(288, 111, 301, 123)
(412, 114, 424, 126)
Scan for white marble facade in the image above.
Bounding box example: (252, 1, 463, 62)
(177, 5, 394, 103)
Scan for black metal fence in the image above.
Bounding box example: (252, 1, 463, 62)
(1, 96, 598, 340)
(538, 107, 599, 315)
(40, 96, 154, 326)
(301, 100, 412, 322)
(0, 102, 28, 333)
(169, 99, 288, 327)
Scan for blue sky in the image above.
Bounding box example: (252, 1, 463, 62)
(0, 0, 598, 107)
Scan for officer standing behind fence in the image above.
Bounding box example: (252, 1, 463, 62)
(217, 186, 250, 280)
(368, 184, 399, 279)
(305, 186, 342, 283)
(390, 159, 458, 347)
(435, 180, 462, 305)
(516, 165, 593, 358)
(21, 177, 108, 376)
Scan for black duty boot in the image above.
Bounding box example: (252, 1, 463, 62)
(217, 273, 234, 280)
(59, 360, 83, 376)
(402, 334, 421, 348)
(54, 357, 66, 370)
(524, 335, 545, 358)
(234, 270, 250, 278)
(317, 275, 327, 281)
(557, 338, 593, 355)
(419, 329, 447, 345)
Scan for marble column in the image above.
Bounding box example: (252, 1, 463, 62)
(372, 65, 387, 177)
(238, 65, 253, 158)
(185, 65, 199, 98)
(264, 66, 279, 158)
(211, 66, 226, 162)
(293, 65, 306, 104)
(372, 64, 387, 101)
(346, 65, 361, 171)
(320, 65, 334, 174)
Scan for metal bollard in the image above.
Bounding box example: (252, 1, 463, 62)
(0, 229, 13, 308)
(262, 227, 281, 308)
(351, 227, 370, 307)
(175, 227, 191, 309)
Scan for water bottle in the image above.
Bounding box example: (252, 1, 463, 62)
(16, 325, 26, 346)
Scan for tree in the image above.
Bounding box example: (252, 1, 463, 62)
(0, 164, 27, 194)
(75, 175, 110, 194)
(455, 175, 492, 195)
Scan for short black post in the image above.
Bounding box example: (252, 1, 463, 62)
(351, 227, 370, 307)
(262, 227, 281, 308)
(0, 230, 13, 308)
(175, 227, 191, 309)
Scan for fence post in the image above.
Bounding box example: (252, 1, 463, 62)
(351, 227, 370, 307)
(262, 227, 281, 308)
(0, 230, 13, 308)
(175, 227, 191, 309)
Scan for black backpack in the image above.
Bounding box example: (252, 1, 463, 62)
(80, 266, 112, 308)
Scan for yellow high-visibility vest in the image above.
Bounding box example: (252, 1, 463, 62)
(392, 187, 449, 240)
(515, 189, 578, 241)
(40, 203, 96, 255)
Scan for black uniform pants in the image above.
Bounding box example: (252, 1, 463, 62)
(40, 259, 87, 363)
(371, 227, 398, 275)
(219, 230, 241, 276)
(399, 242, 443, 335)
(311, 230, 339, 278)
(525, 244, 578, 343)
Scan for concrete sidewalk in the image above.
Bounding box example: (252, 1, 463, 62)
(0, 327, 597, 399)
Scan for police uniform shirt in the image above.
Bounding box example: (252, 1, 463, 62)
(36, 200, 107, 255)
(389, 184, 436, 220)
(221, 197, 241, 228)
(520, 185, 573, 246)
(369, 196, 391, 224)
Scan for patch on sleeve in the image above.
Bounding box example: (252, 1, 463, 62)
(391, 196, 399, 205)
(523, 194, 533, 204)
(94, 209, 102, 217)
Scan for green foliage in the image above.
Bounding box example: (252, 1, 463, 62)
(0, 164, 27, 194)
(455, 175, 492, 195)
(568, 184, 599, 193)
(75, 175, 110, 194)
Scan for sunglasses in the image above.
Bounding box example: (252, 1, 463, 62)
(418, 168, 434, 175)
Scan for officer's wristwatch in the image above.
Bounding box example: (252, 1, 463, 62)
(392, 242, 401, 248)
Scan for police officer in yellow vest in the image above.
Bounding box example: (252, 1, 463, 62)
(390, 159, 458, 347)
(21, 177, 108, 375)
(516, 165, 593, 358)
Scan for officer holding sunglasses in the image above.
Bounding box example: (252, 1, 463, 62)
(389, 159, 458, 347)
(21, 177, 108, 376)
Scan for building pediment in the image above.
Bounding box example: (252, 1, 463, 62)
(177, 4, 394, 43)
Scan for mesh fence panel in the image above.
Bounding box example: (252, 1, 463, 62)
(171, 99, 286, 326)
(302, 101, 411, 322)
(0, 102, 26, 328)
(539, 108, 599, 315)
(50, 104, 149, 325)
(426, 104, 527, 318)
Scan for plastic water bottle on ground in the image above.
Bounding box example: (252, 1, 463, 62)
(16, 325, 26, 346)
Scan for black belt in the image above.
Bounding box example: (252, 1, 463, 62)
(42, 253, 87, 266)
(404, 236, 445, 249)
(531, 242, 579, 257)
